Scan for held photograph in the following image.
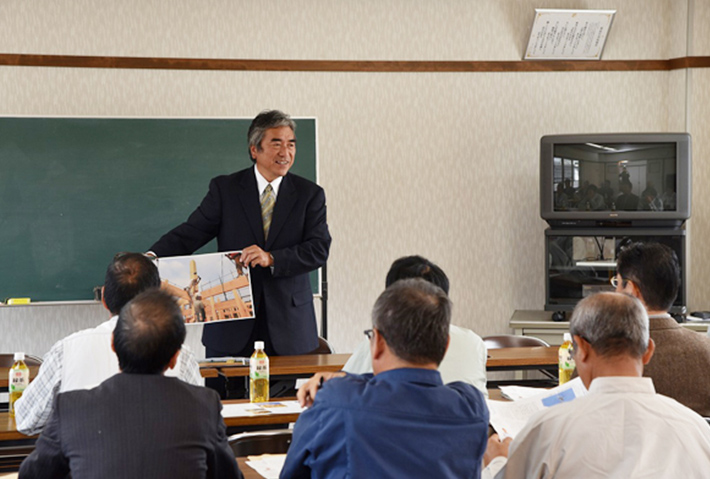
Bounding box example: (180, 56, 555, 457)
(156, 251, 254, 324)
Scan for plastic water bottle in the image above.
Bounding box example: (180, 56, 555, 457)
(558, 333, 575, 385)
(250, 341, 269, 403)
(9, 352, 29, 416)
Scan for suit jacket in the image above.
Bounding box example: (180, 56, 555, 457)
(19, 373, 242, 479)
(644, 314, 710, 417)
(150, 167, 331, 355)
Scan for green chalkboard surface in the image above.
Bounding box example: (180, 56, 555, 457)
(0, 117, 318, 301)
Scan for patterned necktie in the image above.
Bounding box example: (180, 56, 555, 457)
(260, 184, 275, 240)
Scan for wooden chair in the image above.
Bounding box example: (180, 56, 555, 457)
(483, 335, 555, 388)
(0, 354, 43, 369)
(268, 337, 335, 398)
(229, 429, 292, 457)
(306, 336, 335, 354)
(482, 335, 550, 349)
(0, 445, 35, 474)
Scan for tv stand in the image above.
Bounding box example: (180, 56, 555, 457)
(544, 227, 687, 315)
(510, 310, 706, 346)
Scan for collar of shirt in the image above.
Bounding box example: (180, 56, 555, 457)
(648, 313, 680, 331)
(98, 315, 119, 331)
(254, 164, 284, 197)
(369, 367, 444, 387)
(588, 376, 655, 395)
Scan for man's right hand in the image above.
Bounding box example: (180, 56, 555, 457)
(297, 372, 346, 408)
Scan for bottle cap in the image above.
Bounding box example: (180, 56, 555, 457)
(14, 352, 25, 361)
(254, 341, 265, 350)
(563, 332, 572, 343)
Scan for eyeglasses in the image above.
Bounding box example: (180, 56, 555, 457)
(364, 329, 386, 340)
(609, 276, 632, 288)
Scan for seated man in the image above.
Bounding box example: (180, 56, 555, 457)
(15, 252, 202, 436)
(19, 289, 243, 479)
(483, 292, 710, 478)
(615, 241, 710, 416)
(281, 279, 489, 478)
(342, 255, 487, 395)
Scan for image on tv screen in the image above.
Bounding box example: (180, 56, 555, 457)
(552, 142, 677, 213)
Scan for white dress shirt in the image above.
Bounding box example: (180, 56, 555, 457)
(254, 164, 283, 198)
(342, 324, 488, 397)
(484, 376, 710, 478)
(14, 316, 203, 436)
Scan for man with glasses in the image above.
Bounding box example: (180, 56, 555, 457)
(342, 255, 488, 396)
(482, 292, 710, 478)
(281, 279, 489, 478)
(613, 241, 710, 416)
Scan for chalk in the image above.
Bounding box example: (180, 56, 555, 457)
(7, 298, 31, 305)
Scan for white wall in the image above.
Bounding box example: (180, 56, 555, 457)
(1, 0, 708, 355)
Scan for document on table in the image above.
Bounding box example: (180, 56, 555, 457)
(221, 400, 304, 418)
(487, 378, 588, 439)
(246, 454, 286, 479)
(498, 385, 548, 401)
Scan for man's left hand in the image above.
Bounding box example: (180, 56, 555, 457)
(240, 245, 274, 268)
(483, 434, 512, 466)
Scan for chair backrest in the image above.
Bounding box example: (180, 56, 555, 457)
(228, 429, 293, 457)
(307, 336, 335, 354)
(0, 354, 43, 368)
(482, 335, 550, 349)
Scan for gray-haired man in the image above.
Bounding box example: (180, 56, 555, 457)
(483, 292, 710, 478)
(150, 110, 331, 362)
(282, 279, 489, 478)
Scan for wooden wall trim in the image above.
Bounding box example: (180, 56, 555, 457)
(1, 53, 710, 73)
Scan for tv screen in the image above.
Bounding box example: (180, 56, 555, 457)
(540, 133, 691, 227)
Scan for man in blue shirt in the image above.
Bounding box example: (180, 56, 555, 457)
(280, 278, 489, 479)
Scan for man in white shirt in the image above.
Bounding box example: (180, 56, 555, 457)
(483, 292, 710, 478)
(14, 252, 203, 436)
(342, 255, 487, 396)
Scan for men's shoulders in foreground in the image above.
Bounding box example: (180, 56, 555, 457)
(651, 321, 710, 351)
(65, 373, 218, 407)
(15, 318, 113, 435)
(645, 321, 710, 411)
(317, 369, 488, 421)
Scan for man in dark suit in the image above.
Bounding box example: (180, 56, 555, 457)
(19, 289, 243, 479)
(150, 110, 331, 358)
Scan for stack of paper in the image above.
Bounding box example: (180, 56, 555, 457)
(245, 454, 287, 479)
(221, 400, 304, 419)
(487, 378, 588, 439)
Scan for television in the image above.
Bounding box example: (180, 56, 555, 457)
(540, 133, 691, 227)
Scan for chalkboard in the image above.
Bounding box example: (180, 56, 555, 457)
(0, 117, 319, 301)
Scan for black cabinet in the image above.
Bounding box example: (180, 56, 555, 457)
(545, 228, 686, 314)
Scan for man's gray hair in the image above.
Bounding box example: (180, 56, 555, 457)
(372, 278, 451, 366)
(247, 110, 296, 161)
(570, 292, 649, 358)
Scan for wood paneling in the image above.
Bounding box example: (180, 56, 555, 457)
(2, 54, 710, 73)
